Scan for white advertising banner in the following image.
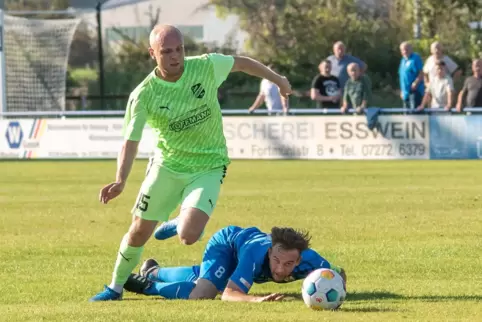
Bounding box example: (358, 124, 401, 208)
(0, 118, 155, 159)
(0, 115, 430, 160)
(223, 115, 430, 160)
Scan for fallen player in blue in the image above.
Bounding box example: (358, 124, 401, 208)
(124, 225, 347, 302)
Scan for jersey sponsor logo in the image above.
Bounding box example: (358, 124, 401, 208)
(169, 105, 211, 132)
(191, 83, 205, 99)
(5, 121, 24, 149)
(240, 277, 251, 289)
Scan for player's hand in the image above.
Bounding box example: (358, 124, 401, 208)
(276, 76, 292, 98)
(99, 182, 125, 204)
(254, 293, 285, 302)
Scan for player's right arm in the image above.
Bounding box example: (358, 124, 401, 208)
(221, 255, 284, 303)
(99, 94, 147, 204)
(222, 281, 283, 303)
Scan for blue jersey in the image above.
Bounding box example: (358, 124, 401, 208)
(210, 226, 332, 293)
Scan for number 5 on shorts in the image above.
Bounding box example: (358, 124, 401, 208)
(136, 193, 151, 212)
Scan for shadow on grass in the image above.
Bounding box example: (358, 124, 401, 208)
(348, 292, 482, 302)
(123, 297, 164, 301)
(338, 307, 397, 312)
(283, 291, 482, 303)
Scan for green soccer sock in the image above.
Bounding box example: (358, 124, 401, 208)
(108, 234, 144, 293)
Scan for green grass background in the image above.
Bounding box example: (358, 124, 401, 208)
(1, 160, 481, 321)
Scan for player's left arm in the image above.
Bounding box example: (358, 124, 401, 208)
(208, 53, 291, 98)
(302, 248, 347, 283)
(231, 56, 292, 98)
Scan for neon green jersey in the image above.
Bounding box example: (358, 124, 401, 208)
(122, 53, 234, 173)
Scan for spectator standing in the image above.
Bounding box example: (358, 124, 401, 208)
(326, 41, 367, 92)
(341, 63, 372, 114)
(248, 65, 288, 115)
(423, 41, 461, 86)
(310, 60, 341, 108)
(456, 59, 482, 112)
(398, 41, 425, 110)
(417, 60, 454, 111)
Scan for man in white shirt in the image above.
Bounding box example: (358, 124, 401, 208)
(248, 65, 289, 114)
(423, 41, 461, 86)
(417, 60, 454, 111)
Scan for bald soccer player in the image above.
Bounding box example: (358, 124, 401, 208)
(89, 25, 292, 302)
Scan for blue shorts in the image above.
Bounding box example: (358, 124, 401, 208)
(199, 226, 241, 291)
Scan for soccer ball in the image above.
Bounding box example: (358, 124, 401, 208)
(301, 268, 346, 310)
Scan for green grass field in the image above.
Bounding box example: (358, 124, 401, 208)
(1, 160, 481, 321)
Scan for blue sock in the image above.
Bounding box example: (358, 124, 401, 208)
(144, 281, 196, 299)
(154, 265, 200, 283)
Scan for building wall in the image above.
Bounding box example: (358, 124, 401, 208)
(80, 0, 247, 52)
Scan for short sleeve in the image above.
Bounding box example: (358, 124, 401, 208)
(207, 53, 235, 87)
(228, 254, 255, 294)
(300, 249, 331, 269)
(122, 94, 148, 141)
(311, 75, 320, 88)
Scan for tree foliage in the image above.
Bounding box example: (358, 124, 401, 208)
(205, 0, 482, 91)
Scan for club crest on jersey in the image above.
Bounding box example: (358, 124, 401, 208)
(191, 83, 205, 99)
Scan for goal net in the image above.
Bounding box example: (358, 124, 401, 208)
(4, 14, 81, 112)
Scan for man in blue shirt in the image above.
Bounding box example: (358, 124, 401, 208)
(399, 41, 425, 110)
(122, 226, 346, 302)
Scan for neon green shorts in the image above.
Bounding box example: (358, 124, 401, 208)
(131, 159, 228, 222)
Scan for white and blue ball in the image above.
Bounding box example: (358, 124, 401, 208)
(301, 268, 346, 310)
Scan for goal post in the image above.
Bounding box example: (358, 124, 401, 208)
(0, 5, 7, 118)
(2, 12, 81, 113)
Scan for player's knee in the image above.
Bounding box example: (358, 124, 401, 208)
(127, 219, 154, 246)
(177, 222, 203, 245)
(177, 208, 209, 245)
(178, 230, 199, 245)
